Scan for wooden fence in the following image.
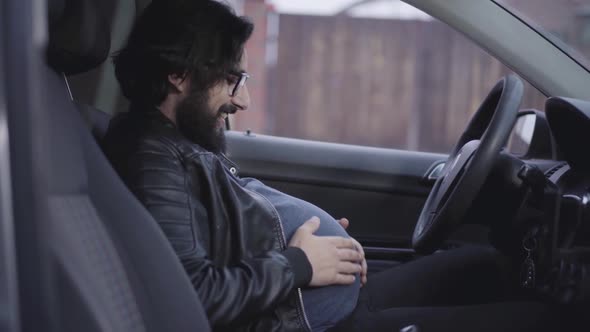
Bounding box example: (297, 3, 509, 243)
(265, 14, 547, 153)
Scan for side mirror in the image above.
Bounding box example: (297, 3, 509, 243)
(506, 109, 555, 159)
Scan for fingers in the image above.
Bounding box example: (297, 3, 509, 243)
(289, 217, 321, 247)
(351, 239, 364, 256)
(326, 237, 356, 249)
(338, 261, 363, 274)
(351, 239, 365, 261)
(333, 273, 356, 285)
(350, 238, 367, 286)
(360, 258, 368, 286)
(298, 216, 320, 234)
(337, 248, 363, 262)
(337, 218, 349, 230)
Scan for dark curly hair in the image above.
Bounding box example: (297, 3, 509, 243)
(113, 0, 253, 108)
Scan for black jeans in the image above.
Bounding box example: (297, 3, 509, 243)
(330, 246, 576, 332)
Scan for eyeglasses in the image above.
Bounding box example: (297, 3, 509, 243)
(227, 71, 250, 97)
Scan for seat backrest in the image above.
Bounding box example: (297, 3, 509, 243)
(76, 102, 112, 141)
(41, 0, 211, 330)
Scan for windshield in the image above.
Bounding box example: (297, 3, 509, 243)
(494, 0, 590, 70)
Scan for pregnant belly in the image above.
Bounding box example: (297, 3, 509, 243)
(298, 216, 360, 331)
(242, 178, 360, 331)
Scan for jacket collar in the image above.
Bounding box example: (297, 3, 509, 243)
(129, 102, 240, 175)
(130, 102, 176, 128)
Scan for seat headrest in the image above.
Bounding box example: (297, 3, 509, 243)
(47, 0, 111, 75)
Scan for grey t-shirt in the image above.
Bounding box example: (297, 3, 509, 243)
(242, 178, 360, 332)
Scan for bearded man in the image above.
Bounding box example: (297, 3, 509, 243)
(103, 1, 565, 331)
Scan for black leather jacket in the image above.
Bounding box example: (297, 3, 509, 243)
(103, 106, 313, 331)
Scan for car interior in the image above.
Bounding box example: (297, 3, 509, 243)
(3, 0, 590, 331)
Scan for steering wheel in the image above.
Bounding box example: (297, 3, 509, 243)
(412, 75, 524, 253)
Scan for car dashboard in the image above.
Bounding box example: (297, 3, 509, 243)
(543, 97, 590, 251)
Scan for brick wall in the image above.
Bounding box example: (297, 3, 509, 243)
(231, 0, 273, 133)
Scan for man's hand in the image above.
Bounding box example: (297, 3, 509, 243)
(337, 217, 350, 230)
(289, 217, 363, 286)
(337, 218, 368, 287)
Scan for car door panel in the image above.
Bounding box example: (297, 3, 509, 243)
(226, 132, 445, 196)
(226, 131, 446, 268)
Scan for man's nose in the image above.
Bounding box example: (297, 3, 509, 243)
(232, 85, 250, 111)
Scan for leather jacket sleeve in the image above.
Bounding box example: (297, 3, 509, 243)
(122, 137, 312, 327)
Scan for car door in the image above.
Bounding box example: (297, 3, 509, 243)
(225, 1, 549, 272)
(226, 132, 445, 270)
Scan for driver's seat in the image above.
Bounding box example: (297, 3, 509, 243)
(30, 0, 212, 330)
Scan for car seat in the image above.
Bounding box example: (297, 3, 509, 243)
(8, 0, 212, 330)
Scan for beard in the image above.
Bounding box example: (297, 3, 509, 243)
(175, 89, 237, 154)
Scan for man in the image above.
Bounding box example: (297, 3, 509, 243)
(103, 1, 569, 331)
(105, 2, 365, 331)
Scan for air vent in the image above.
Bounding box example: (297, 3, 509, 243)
(545, 162, 567, 178)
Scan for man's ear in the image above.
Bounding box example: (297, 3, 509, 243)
(168, 73, 189, 94)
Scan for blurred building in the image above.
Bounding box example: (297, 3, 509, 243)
(232, 0, 275, 134)
(230, 0, 590, 152)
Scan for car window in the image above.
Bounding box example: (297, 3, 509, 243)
(230, 0, 546, 153)
(68, 0, 547, 154)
